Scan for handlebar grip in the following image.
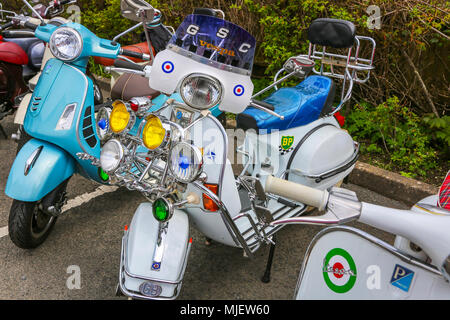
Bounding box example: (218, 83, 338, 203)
(59, 0, 72, 5)
(0, 21, 14, 31)
(113, 59, 146, 72)
(265, 176, 328, 211)
(24, 21, 38, 30)
(251, 99, 275, 111)
(120, 49, 148, 60)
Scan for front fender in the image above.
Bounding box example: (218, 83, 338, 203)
(120, 203, 191, 299)
(5, 139, 75, 202)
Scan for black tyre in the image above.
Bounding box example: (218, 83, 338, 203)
(8, 200, 57, 249)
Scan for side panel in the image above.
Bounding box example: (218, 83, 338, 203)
(24, 59, 98, 157)
(5, 139, 75, 202)
(24, 59, 103, 183)
(242, 116, 355, 190)
(295, 227, 450, 300)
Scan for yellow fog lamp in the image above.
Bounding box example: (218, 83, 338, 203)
(142, 115, 167, 150)
(109, 100, 134, 133)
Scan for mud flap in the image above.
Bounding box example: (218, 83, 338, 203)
(118, 203, 191, 300)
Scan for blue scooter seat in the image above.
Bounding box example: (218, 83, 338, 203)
(236, 75, 336, 133)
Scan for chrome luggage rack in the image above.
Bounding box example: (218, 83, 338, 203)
(307, 35, 376, 114)
(256, 34, 376, 116)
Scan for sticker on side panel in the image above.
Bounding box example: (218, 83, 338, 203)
(322, 248, 357, 293)
(162, 61, 174, 73)
(390, 264, 414, 292)
(279, 136, 294, 155)
(233, 85, 244, 96)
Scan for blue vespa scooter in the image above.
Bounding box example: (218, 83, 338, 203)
(4, 0, 166, 249)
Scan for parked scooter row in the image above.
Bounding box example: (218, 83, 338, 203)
(4, 0, 223, 250)
(3, 0, 449, 300)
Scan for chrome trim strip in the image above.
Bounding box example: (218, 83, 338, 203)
(24, 145, 43, 176)
(293, 225, 443, 299)
(65, 63, 90, 154)
(206, 114, 227, 199)
(192, 181, 253, 257)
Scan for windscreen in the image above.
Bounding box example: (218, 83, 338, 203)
(169, 14, 256, 72)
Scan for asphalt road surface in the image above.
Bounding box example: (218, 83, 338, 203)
(0, 113, 410, 300)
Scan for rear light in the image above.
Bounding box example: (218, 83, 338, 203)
(334, 111, 345, 127)
(202, 183, 219, 212)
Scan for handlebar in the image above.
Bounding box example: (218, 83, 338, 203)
(265, 175, 328, 210)
(24, 21, 38, 30)
(113, 59, 146, 72)
(0, 21, 14, 31)
(120, 48, 150, 61)
(249, 100, 284, 120)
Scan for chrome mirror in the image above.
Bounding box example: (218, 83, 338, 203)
(121, 0, 154, 23)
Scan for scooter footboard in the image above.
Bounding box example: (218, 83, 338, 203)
(119, 203, 191, 300)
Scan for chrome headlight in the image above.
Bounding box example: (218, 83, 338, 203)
(179, 73, 222, 110)
(96, 106, 112, 142)
(169, 142, 203, 183)
(100, 139, 124, 173)
(49, 27, 83, 61)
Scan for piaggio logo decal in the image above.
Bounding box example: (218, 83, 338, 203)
(390, 264, 414, 292)
(322, 248, 357, 293)
(199, 40, 235, 57)
(279, 136, 294, 155)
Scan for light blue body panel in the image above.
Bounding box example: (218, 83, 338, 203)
(35, 22, 120, 69)
(5, 139, 76, 202)
(240, 75, 334, 133)
(23, 58, 105, 183)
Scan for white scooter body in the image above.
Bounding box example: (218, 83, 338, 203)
(262, 176, 450, 300)
(112, 13, 375, 300)
(295, 225, 450, 299)
(119, 106, 357, 298)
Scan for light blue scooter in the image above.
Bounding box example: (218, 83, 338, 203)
(3, 1, 175, 249)
(5, 1, 223, 249)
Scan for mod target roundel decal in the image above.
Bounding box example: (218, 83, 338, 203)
(322, 248, 357, 293)
(162, 61, 174, 73)
(233, 85, 245, 96)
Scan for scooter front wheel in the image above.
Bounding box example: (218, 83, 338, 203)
(8, 200, 57, 249)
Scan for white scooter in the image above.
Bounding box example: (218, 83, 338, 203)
(79, 0, 376, 300)
(265, 176, 450, 299)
